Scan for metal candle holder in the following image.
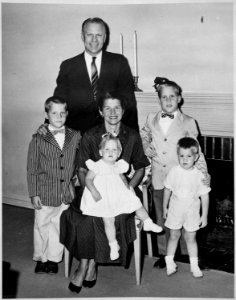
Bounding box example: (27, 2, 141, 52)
(133, 76, 142, 92)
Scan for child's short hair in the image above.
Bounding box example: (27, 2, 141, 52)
(153, 77, 182, 98)
(100, 133, 122, 153)
(177, 137, 199, 154)
(44, 96, 67, 113)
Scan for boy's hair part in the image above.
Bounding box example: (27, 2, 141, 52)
(177, 137, 199, 154)
(44, 96, 67, 113)
(99, 133, 122, 154)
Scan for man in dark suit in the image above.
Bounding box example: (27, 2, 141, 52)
(53, 17, 139, 134)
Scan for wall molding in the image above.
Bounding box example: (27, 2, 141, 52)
(3, 194, 33, 209)
(136, 92, 234, 137)
(3, 92, 234, 209)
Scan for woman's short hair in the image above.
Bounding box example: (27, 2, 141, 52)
(44, 96, 67, 113)
(177, 137, 200, 154)
(97, 91, 126, 111)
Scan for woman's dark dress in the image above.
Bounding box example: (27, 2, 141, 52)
(60, 123, 149, 266)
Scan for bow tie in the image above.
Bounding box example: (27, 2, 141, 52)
(51, 128, 65, 135)
(161, 113, 174, 119)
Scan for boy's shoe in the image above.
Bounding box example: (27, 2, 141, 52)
(34, 261, 48, 274)
(46, 261, 58, 274)
(191, 266, 203, 278)
(166, 262, 178, 276)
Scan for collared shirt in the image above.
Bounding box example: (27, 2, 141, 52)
(48, 124, 65, 150)
(78, 123, 149, 172)
(159, 110, 178, 135)
(84, 51, 102, 81)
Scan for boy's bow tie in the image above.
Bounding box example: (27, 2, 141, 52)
(161, 113, 174, 119)
(51, 128, 65, 135)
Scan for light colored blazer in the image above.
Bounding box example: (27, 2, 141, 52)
(140, 110, 207, 189)
(27, 127, 81, 206)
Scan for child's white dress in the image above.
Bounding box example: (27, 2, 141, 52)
(80, 159, 142, 217)
(164, 165, 211, 232)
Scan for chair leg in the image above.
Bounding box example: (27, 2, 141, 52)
(142, 184, 153, 257)
(64, 248, 72, 277)
(134, 228, 141, 285)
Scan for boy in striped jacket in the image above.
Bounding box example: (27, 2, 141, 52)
(27, 96, 81, 274)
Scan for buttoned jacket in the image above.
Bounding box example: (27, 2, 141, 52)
(54, 51, 138, 134)
(140, 110, 207, 189)
(27, 127, 81, 206)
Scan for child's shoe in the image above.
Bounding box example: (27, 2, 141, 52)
(143, 218, 163, 233)
(34, 261, 48, 274)
(191, 266, 203, 278)
(190, 257, 203, 278)
(109, 241, 120, 261)
(46, 260, 58, 274)
(166, 262, 178, 276)
(165, 256, 178, 276)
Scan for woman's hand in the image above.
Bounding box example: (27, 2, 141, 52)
(202, 173, 211, 187)
(163, 207, 168, 219)
(31, 196, 42, 210)
(91, 190, 102, 202)
(145, 145, 157, 158)
(199, 216, 208, 228)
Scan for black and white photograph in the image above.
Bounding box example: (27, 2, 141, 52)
(2, 0, 234, 298)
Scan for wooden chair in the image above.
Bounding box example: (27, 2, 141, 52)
(64, 178, 153, 285)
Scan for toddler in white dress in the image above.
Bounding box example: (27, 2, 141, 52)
(81, 134, 162, 260)
(163, 137, 211, 278)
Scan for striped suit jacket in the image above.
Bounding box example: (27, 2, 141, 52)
(27, 127, 81, 207)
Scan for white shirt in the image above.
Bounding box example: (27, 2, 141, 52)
(84, 51, 102, 81)
(159, 110, 178, 135)
(48, 124, 65, 150)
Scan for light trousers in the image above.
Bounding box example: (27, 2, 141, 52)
(33, 203, 69, 263)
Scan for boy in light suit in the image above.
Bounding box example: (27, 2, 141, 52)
(27, 96, 81, 274)
(140, 77, 210, 268)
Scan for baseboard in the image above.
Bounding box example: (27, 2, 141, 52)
(2, 194, 33, 209)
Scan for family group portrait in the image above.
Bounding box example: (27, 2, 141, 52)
(2, 0, 234, 298)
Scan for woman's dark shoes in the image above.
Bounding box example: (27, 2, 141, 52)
(46, 261, 58, 274)
(68, 282, 82, 294)
(153, 256, 166, 269)
(83, 279, 96, 288)
(34, 261, 48, 274)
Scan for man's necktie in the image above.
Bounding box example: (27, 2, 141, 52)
(161, 112, 174, 119)
(51, 128, 65, 135)
(91, 57, 98, 100)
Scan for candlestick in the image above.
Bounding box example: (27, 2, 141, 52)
(120, 33, 123, 55)
(134, 31, 138, 77)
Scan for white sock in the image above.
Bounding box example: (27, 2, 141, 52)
(109, 240, 120, 260)
(190, 256, 199, 269)
(165, 255, 175, 264)
(190, 257, 203, 277)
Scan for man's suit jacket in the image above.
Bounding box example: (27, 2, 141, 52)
(27, 127, 81, 207)
(140, 110, 208, 189)
(53, 51, 139, 134)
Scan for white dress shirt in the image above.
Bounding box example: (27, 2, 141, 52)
(84, 51, 102, 81)
(159, 110, 178, 135)
(48, 124, 65, 150)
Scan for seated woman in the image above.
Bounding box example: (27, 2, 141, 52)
(60, 91, 150, 294)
